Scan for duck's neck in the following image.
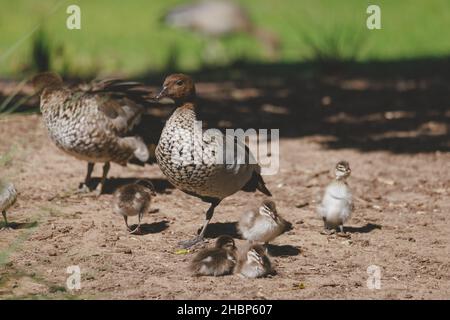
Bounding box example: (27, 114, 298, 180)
(335, 177, 348, 185)
(172, 102, 197, 122)
(177, 102, 196, 111)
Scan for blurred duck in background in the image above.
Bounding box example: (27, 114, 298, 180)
(162, 0, 280, 61)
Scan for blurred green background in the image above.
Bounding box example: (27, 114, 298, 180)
(1, 0, 450, 78)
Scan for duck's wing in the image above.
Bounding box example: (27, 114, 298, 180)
(86, 79, 154, 106)
(190, 248, 227, 273)
(80, 79, 155, 134)
(203, 130, 271, 196)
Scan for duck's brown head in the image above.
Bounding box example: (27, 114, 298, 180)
(156, 73, 196, 104)
(31, 72, 63, 95)
(215, 235, 236, 251)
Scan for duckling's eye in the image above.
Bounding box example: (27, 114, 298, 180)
(176, 80, 184, 86)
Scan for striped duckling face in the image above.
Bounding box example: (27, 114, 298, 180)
(247, 246, 265, 265)
(258, 200, 278, 222)
(135, 179, 157, 196)
(215, 235, 236, 251)
(335, 161, 351, 180)
(156, 73, 196, 104)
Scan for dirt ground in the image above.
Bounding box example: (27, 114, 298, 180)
(0, 72, 449, 300)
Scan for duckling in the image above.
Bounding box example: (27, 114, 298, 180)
(32, 72, 158, 195)
(238, 200, 289, 245)
(236, 244, 272, 278)
(317, 161, 353, 235)
(155, 74, 272, 249)
(112, 180, 156, 234)
(190, 235, 237, 276)
(0, 180, 17, 231)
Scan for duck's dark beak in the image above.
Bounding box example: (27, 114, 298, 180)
(155, 86, 168, 100)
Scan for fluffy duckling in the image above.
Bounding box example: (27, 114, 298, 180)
(190, 235, 237, 276)
(0, 180, 17, 231)
(317, 161, 353, 235)
(112, 180, 156, 234)
(238, 200, 289, 245)
(236, 244, 272, 278)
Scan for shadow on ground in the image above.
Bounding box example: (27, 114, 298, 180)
(3, 56, 449, 154)
(0, 221, 38, 230)
(346, 223, 382, 234)
(87, 177, 174, 194)
(136, 57, 450, 154)
(202, 222, 241, 239)
(128, 220, 170, 235)
(267, 244, 301, 257)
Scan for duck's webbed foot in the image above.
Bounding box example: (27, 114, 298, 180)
(178, 236, 205, 249)
(76, 183, 92, 194)
(320, 228, 336, 235)
(337, 225, 350, 238)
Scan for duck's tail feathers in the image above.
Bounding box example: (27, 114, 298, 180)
(242, 171, 272, 196)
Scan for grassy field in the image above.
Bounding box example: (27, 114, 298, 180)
(1, 0, 450, 78)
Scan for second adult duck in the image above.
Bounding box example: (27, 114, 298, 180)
(155, 74, 272, 248)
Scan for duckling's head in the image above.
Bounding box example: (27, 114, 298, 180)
(215, 235, 236, 251)
(31, 72, 63, 94)
(259, 200, 278, 221)
(135, 179, 156, 196)
(247, 245, 266, 265)
(335, 161, 351, 180)
(156, 73, 196, 104)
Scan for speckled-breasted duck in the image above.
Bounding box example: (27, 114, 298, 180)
(155, 74, 272, 248)
(32, 72, 157, 195)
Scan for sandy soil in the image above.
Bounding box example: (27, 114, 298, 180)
(1, 68, 450, 300)
(0, 111, 449, 300)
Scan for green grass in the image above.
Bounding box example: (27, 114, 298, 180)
(1, 0, 450, 78)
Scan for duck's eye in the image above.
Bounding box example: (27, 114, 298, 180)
(176, 80, 184, 86)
